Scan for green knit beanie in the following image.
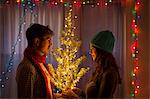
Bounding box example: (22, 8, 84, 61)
(91, 30, 115, 53)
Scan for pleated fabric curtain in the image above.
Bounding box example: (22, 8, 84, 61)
(0, 0, 124, 98)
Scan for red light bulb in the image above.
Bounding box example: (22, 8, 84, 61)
(135, 90, 138, 94)
(132, 81, 135, 85)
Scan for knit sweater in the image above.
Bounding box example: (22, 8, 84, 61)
(85, 67, 119, 98)
(79, 66, 119, 99)
(16, 57, 47, 98)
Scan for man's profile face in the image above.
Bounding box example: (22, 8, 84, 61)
(36, 34, 52, 55)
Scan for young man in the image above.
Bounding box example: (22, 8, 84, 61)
(16, 24, 53, 98)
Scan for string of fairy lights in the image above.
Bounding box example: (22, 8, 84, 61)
(2, 0, 113, 7)
(0, 0, 116, 89)
(0, 10, 26, 88)
(0, 0, 38, 88)
(130, 0, 141, 98)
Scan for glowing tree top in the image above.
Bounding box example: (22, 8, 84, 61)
(48, 9, 89, 91)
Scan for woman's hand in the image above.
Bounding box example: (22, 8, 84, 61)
(72, 87, 81, 95)
(62, 89, 78, 98)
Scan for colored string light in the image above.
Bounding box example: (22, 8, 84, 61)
(0, 8, 26, 88)
(2, 0, 113, 7)
(130, 0, 141, 98)
(0, 0, 38, 88)
(14, 0, 113, 7)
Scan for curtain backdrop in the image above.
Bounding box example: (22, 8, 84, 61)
(0, 1, 124, 98)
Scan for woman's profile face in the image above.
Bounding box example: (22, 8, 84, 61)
(89, 45, 97, 61)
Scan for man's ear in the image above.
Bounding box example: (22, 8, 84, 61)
(33, 38, 40, 47)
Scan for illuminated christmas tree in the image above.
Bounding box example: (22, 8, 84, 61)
(48, 10, 89, 91)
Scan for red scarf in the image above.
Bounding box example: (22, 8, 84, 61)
(24, 47, 53, 99)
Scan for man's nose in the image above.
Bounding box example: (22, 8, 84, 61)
(89, 49, 92, 55)
(48, 39, 52, 46)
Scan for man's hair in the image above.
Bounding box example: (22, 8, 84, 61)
(26, 23, 53, 46)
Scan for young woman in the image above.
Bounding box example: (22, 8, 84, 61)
(85, 30, 121, 98)
(61, 30, 121, 99)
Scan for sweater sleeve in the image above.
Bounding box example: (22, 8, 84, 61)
(97, 71, 117, 98)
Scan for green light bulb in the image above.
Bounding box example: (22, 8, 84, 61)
(132, 10, 136, 16)
(132, 33, 136, 37)
(131, 93, 134, 97)
(64, 3, 69, 7)
(28, 2, 31, 4)
(22, 4, 25, 7)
